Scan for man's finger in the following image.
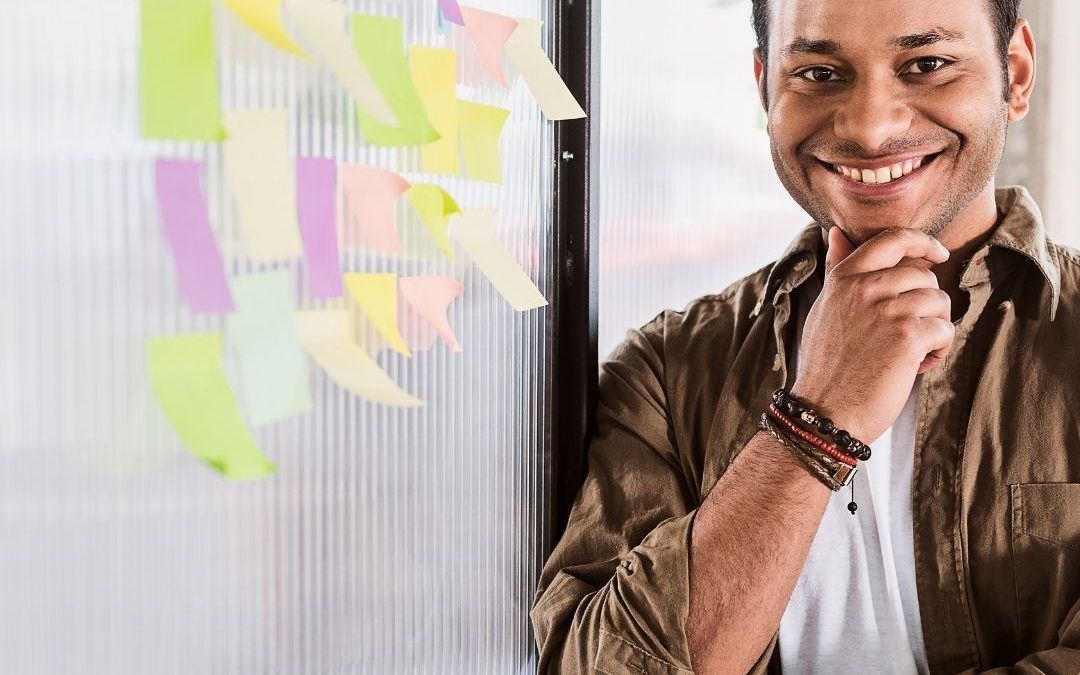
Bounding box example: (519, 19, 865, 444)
(843, 227, 949, 273)
(824, 225, 856, 275)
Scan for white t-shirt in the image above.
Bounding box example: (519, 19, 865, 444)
(778, 379, 929, 675)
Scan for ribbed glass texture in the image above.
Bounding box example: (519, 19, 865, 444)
(0, 1, 551, 673)
(595, 0, 809, 358)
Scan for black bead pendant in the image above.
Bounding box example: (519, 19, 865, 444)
(848, 501, 858, 514)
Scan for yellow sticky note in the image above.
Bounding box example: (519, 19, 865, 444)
(223, 0, 306, 57)
(404, 183, 460, 260)
(504, 19, 586, 120)
(139, 0, 225, 141)
(148, 334, 275, 480)
(351, 13, 439, 146)
(458, 100, 509, 183)
(223, 109, 303, 260)
(345, 273, 411, 357)
(286, 0, 396, 125)
(296, 309, 423, 407)
(410, 46, 459, 175)
(453, 209, 547, 311)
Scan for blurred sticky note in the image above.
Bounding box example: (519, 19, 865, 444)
(227, 271, 312, 425)
(410, 47, 459, 175)
(153, 159, 234, 314)
(453, 208, 547, 311)
(504, 19, 586, 120)
(351, 13, 439, 146)
(438, 0, 464, 25)
(223, 0, 306, 57)
(148, 333, 275, 480)
(287, 0, 396, 125)
(139, 0, 225, 140)
(296, 157, 343, 298)
(345, 273, 411, 357)
(399, 275, 464, 351)
(404, 183, 460, 260)
(459, 7, 518, 87)
(296, 309, 423, 407)
(223, 109, 303, 260)
(340, 163, 410, 254)
(458, 101, 509, 183)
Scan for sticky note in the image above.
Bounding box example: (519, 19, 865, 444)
(351, 13, 439, 146)
(139, 0, 225, 140)
(227, 271, 312, 425)
(345, 273, 411, 356)
(458, 101, 509, 183)
(340, 163, 410, 254)
(296, 309, 423, 407)
(438, 0, 464, 25)
(223, 0, 306, 57)
(404, 183, 460, 260)
(148, 333, 275, 480)
(504, 19, 586, 120)
(223, 109, 303, 260)
(399, 275, 464, 351)
(453, 209, 547, 311)
(296, 157, 343, 298)
(153, 159, 234, 314)
(459, 7, 518, 87)
(410, 46, 459, 175)
(286, 0, 396, 125)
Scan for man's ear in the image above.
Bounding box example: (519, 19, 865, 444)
(753, 47, 769, 113)
(1006, 18, 1036, 122)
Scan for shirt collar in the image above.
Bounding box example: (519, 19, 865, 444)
(755, 185, 1061, 321)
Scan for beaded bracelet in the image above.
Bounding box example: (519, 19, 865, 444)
(768, 404, 856, 467)
(758, 413, 856, 491)
(772, 389, 872, 461)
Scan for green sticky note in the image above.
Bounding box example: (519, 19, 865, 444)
(148, 333, 275, 480)
(458, 100, 509, 183)
(405, 183, 460, 260)
(140, 0, 226, 141)
(352, 13, 440, 146)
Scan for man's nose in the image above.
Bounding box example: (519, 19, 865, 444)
(832, 75, 913, 154)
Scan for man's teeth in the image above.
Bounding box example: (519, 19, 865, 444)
(836, 157, 924, 184)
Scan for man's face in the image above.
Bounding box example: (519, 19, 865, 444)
(758, 0, 1014, 244)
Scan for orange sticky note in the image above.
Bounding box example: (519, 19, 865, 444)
(459, 6, 518, 87)
(399, 275, 464, 352)
(345, 272, 411, 357)
(340, 163, 411, 254)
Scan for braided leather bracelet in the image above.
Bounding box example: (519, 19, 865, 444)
(758, 413, 857, 491)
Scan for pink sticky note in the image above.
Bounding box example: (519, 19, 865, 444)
(340, 163, 411, 254)
(439, 0, 464, 25)
(397, 297, 440, 352)
(399, 275, 464, 352)
(153, 159, 234, 313)
(296, 157, 343, 299)
(460, 7, 518, 87)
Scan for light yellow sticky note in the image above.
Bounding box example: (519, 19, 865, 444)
(296, 309, 423, 407)
(148, 333, 276, 480)
(410, 46, 459, 175)
(458, 100, 509, 183)
(504, 19, 586, 120)
(453, 208, 547, 311)
(405, 183, 460, 260)
(223, 0, 306, 57)
(223, 109, 302, 260)
(286, 0, 396, 125)
(344, 272, 411, 357)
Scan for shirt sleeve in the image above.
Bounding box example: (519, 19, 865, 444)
(530, 319, 699, 674)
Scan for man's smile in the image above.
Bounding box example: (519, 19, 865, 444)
(811, 150, 946, 197)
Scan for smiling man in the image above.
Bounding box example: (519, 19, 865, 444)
(531, 0, 1080, 674)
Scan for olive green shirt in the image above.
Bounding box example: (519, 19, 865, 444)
(531, 187, 1080, 674)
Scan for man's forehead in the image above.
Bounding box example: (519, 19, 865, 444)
(769, 0, 992, 54)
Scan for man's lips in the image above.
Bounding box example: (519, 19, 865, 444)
(813, 151, 944, 190)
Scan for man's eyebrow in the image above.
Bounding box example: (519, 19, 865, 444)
(780, 37, 842, 58)
(890, 27, 965, 50)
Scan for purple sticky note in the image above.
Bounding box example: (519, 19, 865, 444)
(438, 0, 464, 25)
(296, 157, 343, 299)
(153, 159, 234, 313)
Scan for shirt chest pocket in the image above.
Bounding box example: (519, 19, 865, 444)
(1010, 482, 1080, 650)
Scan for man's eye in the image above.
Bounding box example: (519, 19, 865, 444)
(904, 57, 949, 74)
(799, 67, 842, 83)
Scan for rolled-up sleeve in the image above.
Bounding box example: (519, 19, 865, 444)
(530, 319, 698, 674)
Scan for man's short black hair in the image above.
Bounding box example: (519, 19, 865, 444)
(750, 0, 1021, 101)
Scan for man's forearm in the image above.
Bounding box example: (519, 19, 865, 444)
(686, 430, 832, 673)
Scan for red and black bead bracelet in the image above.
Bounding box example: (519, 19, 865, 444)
(771, 389, 871, 461)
